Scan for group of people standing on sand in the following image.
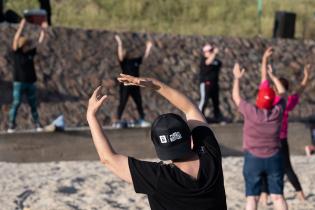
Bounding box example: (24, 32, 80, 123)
(6, 19, 226, 132)
(4, 18, 314, 210)
(86, 43, 312, 210)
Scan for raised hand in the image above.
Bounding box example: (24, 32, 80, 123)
(233, 63, 245, 79)
(117, 74, 159, 90)
(87, 86, 108, 117)
(146, 40, 153, 48)
(213, 47, 219, 54)
(41, 21, 49, 29)
(301, 64, 311, 86)
(263, 47, 273, 60)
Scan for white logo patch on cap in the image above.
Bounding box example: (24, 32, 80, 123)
(159, 135, 167, 144)
(169, 132, 182, 142)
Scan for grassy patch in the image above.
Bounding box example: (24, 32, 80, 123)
(4, 0, 315, 38)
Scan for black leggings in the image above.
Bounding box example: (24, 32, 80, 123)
(199, 82, 221, 119)
(261, 139, 302, 193)
(117, 85, 144, 120)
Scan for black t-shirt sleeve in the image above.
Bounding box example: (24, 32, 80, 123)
(128, 157, 160, 195)
(191, 126, 221, 158)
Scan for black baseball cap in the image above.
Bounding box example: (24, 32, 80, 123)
(151, 113, 195, 160)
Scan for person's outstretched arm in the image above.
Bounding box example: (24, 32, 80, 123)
(37, 21, 48, 44)
(12, 19, 26, 51)
(115, 35, 124, 62)
(232, 63, 245, 106)
(87, 87, 132, 183)
(117, 74, 207, 129)
(143, 40, 153, 60)
(296, 64, 310, 95)
(267, 65, 287, 98)
(261, 47, 273, 83)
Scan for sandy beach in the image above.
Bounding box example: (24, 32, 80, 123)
(0, 156, 314, 210)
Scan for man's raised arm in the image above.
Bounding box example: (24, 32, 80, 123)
(12, 19, 26, 51)
(261, 47, 273, 83)
(117, 74, 207, 129)
(86, 87, 132, 183)
(143, 40, 153, 60)
(296, 64, 310, 95)
(115, 35, 124, 62)
(232, 63, 245, 106)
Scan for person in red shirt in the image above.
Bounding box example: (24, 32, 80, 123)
(259, 48, 310, 203)
(232, 62, 288, 210)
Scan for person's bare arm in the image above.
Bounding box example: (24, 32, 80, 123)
(115, 35, 124, 62)
(296, 64, 310, 95)
(143, 40, 153, 60)
(261, 47, 273, 83)
(267, 65, 286, 98)
(232, 63, 245, 106)
(12, 19, 26, 51)
(37, 21, 48, 44)
(117, 74, 207, 129)
(87, 87, 132, 183)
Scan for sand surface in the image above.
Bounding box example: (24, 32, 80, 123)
(0, 157, 314, 210)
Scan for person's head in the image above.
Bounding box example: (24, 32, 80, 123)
(123, 48, 140, 59)
(279, 77, 289, 92)
(202, 44, 215, 58)
(17, 36, 33, 51)
(256, 87, 276, 110)
(150, 113, 195, 161)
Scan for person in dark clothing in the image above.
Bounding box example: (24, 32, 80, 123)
(198, 44, 223, 122)
(38, 0, 52, 25)
(0, 0, 4, 22)
(7, 18, 48, 133)
(113, 35, 153, 128)
(86, 74, 227, 210)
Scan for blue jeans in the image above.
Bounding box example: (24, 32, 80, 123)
(9, 82, 39, 126)
(243, 151, 284, 196)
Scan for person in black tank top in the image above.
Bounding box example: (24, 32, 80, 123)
(113, 35, 153, 128)
(7, 18, 48, 133)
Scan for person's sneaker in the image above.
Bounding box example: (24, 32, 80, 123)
(138, 119, 151, 128)
(112, 121, 123, 129)
(7, 124, 16, 133)
(35, 123, 44, 132)
(127, 120, 136, 128)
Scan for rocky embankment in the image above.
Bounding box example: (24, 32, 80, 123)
(1, 23, 315, 129)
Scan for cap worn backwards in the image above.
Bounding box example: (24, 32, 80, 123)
(151, 113, 195, 160)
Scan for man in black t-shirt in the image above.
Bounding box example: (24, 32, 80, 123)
(86, 74, 227, 210)
(198, 44, 223, 122)
(7, 18, 47, 133)
(113, 35, 153, 128)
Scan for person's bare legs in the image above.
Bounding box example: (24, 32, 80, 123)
(246, 196, 259, 210)
(270, 194, 288, 210)
(259, 192, 269, 206)
(296, 190, 306, 201)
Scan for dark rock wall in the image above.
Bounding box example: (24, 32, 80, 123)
(1, 23, 315, 129)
